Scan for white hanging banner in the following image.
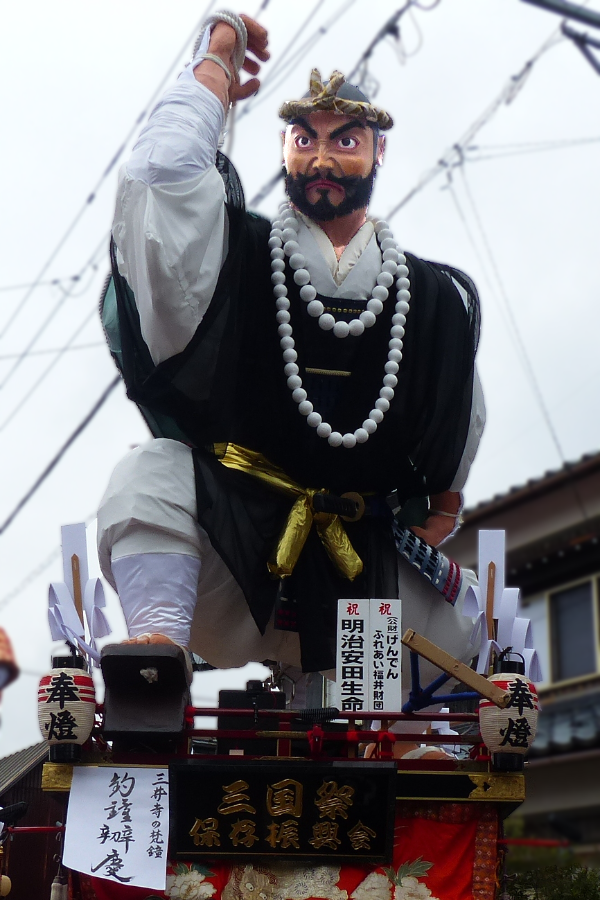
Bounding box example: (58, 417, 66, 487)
(368, 599, 401, 713)
(336, 599, 370, 713)
(63, 766, 169, 890)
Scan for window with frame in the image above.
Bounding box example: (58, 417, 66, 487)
(550, 580, 597, 682)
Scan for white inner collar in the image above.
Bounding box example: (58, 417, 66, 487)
(295, 211, 375, 286)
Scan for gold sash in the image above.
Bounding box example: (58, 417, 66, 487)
(213, 443, 363, 581)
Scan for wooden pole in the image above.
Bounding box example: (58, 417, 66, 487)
(401, 629, 510, 708)
(71, 554, 84, 628)
(486, 561, 496, 642)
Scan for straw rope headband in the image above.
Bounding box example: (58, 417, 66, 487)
(279, 69, 393, 132)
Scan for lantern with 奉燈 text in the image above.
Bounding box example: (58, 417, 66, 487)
(479, 652, 539, 771)
(38, 654, 96, 762)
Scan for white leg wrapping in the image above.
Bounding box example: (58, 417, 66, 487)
(112, 553, 201, 648)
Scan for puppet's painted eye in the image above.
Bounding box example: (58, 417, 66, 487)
(338, 136, 358, 149)
(295, 135, 312, 148)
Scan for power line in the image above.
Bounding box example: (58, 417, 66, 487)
(0, 303, 100, 437)
(347, 0, 414, 81)
(465, 135, 600, 161)
(0, 376, 121, 539)
(247, 0, 436, 208)
(229, 0, 360, 155)
(236, 0, 335, 121)
(224, 0, 333, 156)
(0, 513, 97, 613)
(0, 0, 217, 349)
(459, 166, 569, 463)
(0, 342, 104, 362)
(0, 547, 62, 614)
(0, 233, 109, 394)
(445, 162, 591, 521)
(0, 276, 86, 294)
(522, 0, 600, 30)
(253, 0, 271, 15)
(384, 28, 565, 222)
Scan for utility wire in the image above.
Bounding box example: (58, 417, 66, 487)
(248, 1, 433, 208)
(0, 276, 86, 294)
(0, 513, 97, 613)
(384, 29, 565, 222)
(465, 135, 600, 161)
(0, 342, 104, 362)
(0, 0, 216, 348)
(348, 1, 414, 81)
(253, 0, 271, 15)
(0, 546, 62, 613)
(446, 163, 591, 520)
(0, 232, 109, 394)
(460, 167, 570, 464)
(236, 0, 333, 121)
(0, 376, 121, 539)
(0, 303, 100, 437)
(229, 0, 359, 154)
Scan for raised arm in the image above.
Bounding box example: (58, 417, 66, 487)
(112, 14, 269, 365)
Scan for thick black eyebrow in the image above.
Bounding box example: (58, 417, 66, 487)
(329, 120, 366, 139)
(289, 116, 318, 138)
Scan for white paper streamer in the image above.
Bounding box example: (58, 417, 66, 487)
(48, 523, 111, 666)
(462, 533, 542, 681)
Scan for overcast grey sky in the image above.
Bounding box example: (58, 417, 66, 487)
(1, 0, 599, 756)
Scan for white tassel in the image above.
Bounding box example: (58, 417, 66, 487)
(50, 874, 68, 900)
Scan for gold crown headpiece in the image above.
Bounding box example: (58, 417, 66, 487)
(278, 69, 394, 131)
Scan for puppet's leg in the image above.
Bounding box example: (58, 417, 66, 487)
(97, 438, 303, 668)
(97, 439, 203, 648)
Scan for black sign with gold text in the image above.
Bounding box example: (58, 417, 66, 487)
(170, 761, 396, 862)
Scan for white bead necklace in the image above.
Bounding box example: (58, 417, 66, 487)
(269, 204, 411, 449)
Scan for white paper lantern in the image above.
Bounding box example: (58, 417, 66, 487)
(38, 665, 96, 747)
(479, 673, 540, 755)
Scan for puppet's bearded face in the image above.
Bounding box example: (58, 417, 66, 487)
(282, 110, 384, 222)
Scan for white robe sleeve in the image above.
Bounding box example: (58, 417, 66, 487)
(449, 367, 486, 492)
(112, 68, 228, 365)
(438, 273, 486, 493)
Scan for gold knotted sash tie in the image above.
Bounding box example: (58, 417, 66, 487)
(213, 443, 363, 581)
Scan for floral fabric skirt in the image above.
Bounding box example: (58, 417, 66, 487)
(73, 803, 499, 900)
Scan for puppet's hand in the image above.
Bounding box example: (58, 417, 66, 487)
(411, 516, 455, 547)
(197, 15, 269, 106)
(410, 490, 462, 547)
(230, 15, 270, 102)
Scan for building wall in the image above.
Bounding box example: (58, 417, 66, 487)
(448, 468, 600, 569)
(443, 458, 600, 844)
(1, 763, 67, 898)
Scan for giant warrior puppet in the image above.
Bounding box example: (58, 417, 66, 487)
(98, 11, 486, 720)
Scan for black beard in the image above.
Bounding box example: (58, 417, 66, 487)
(284, 166, 376, 222)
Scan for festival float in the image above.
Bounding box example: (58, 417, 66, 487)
(0, 525, 541, 900)
(0, 9, 547, 897)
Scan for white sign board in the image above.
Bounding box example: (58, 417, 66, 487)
(368, 599, 401, 712)
(336, 599, 370, 712)
(63, 766, 168, 890)
(336, 599, 402, 712)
